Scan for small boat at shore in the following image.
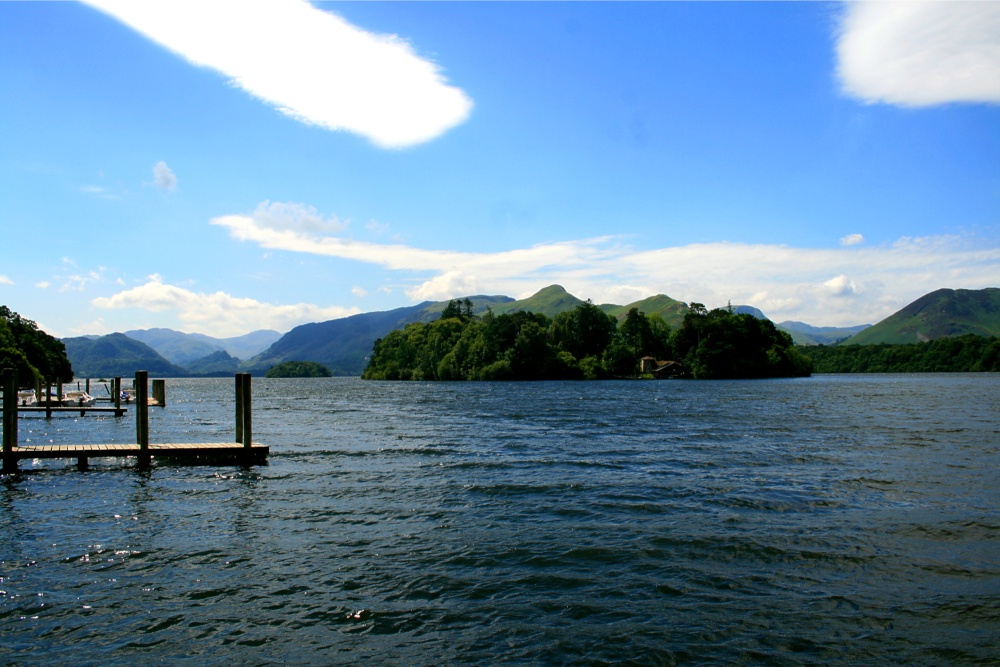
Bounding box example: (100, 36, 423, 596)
(17, 389, 37, 406)
(62, 390, 96, 407)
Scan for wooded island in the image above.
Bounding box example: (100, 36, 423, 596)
(363, 299, 813, 381)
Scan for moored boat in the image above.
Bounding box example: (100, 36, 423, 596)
(17, 389, 37, 406)
(62, 390, 96, 407)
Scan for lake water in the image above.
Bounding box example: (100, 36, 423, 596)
(1, 375, 998, 666)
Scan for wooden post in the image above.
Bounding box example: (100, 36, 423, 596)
(45, 379, 53, 418)
(135, 371, 150, 469)
(235, 373, 244, 444)
(86, 378, 90, 394)
(235, 373, 253, 446)
(56, 377, 63, 405)
(152, 379, 166, 407)
(113, 377, 122, 417)
(242, 373, 252, 449)
(3, 368, 18, 473)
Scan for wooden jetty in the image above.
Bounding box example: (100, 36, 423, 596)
(2, 370, 267, 471)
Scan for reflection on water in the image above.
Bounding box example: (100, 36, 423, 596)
(2, 375, 999, 665)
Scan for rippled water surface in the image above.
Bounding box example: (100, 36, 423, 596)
(2, 375, 998, 665)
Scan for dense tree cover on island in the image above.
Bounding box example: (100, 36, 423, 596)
(0, 306, 74, 387)
(265, 361, 333, 378)
(363, 300, 812, 380)
(801, 335, 1000, 373)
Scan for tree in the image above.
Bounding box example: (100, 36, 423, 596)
(0, 306, 74, 385)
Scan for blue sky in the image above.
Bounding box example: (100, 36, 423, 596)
(2, 1, 998, 338)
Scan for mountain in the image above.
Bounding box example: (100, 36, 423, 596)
(843, 287, 1000, 345)
(184, 350, 240, 377)
(492, 285, 585, 318)
(63, 333, 189, 378)
(219, 329, 283, 360)
(602, 294, 690, 328)
(245, 295, 513, 376)
(733, 305, 767, 320)
(124, 328, 281, 365)
(779, 321, 872, 346)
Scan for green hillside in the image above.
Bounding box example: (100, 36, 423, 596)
(63, 333, 189, 378)
(602, 294, 689, 328)
(778, 321, 872, 346)
(844, 288, 1000, 345)
(491, 285, 585, 318)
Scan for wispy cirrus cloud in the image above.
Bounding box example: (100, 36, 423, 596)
(82, 0, 473, 148)
(92, 274, 359, 337)
(837, 0, 1000, 107)
(210, 201, 1000, 327)
(0, 275, 13, 286)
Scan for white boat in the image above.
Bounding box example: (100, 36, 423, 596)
(62, 390, 96, 407)
(17, 389, 37, 406)
(120, 388, 137, 403)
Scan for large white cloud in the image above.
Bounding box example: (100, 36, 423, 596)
(92, 275, 359, 337)
(837, 1, 1000, 106)
(211, 201, 1000, 327)
(83, 0, 473, 147)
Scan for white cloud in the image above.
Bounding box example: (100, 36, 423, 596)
(351, 286, 368, 298)
(823, 274, 859, 297)
(92, 276, 360, 337)
(252, 201, 348, 234)
(840, 233, 864, 246)
(60, 270, 104, 292)
(210, 202, 1000, 327)
(153, 160, 177, 190)
(35, 281, 50, 289)
(0, 275, 12, 285)
(837, 1, 1000, 106)
(83, 0, 473, 148)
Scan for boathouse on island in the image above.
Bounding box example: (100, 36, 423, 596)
(640, 356, 686, 378)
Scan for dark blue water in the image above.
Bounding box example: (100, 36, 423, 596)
(2, 375, 998, 665)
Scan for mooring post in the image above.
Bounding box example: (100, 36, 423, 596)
(45, 379, 53, 418)
(135, 371, 150, 469)
(3, 368, 18, 473)
(242, 373, 252, 449)
(56, 377, 62, 404)
(152, 379, 166, 407)
(235, 373, 245, 444)
(113, 377, 122, 415)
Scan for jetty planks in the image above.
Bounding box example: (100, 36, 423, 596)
(3, 370, 267, 471)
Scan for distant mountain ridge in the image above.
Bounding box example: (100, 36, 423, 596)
(63, 285, 996, 378)
(780, 321, 872, 346)
(245, 286, 718, 375)
(63, 333, 189, 378)
(843, 287, 1000, 345)
(124, 328, 281, 365)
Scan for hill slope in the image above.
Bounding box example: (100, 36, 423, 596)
(492, 285, 585, 318)
(844, 288, 1000, 345)
(602, 294, 690, 328)
(125, 328, 281, 365)
(63, 333, 189, 378)
(778, 321, 872, 346)
(244, 296, 513, 376)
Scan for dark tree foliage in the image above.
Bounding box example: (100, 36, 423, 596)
(669, 307, 812, 379)
(0, 306, 74, 386)
(265, 361, 333, 378)
(801, 335, 1000, 373)
(363, 299, 810, 381)
(440, 298, 475, 322)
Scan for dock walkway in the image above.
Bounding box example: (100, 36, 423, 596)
(3, 370, 267, 471)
